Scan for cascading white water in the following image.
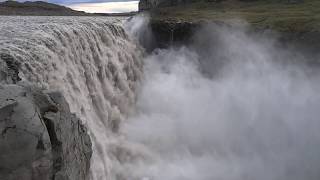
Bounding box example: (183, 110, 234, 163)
(0, 16, 144, 180)
(1, 15, 320, 180)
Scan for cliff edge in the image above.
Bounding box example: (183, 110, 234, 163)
(144, 0, 318, 33)
(0, 53, 92, 179)
(141, 0, 319, 49)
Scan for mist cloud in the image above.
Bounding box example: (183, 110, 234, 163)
(119, 19, 320, 180)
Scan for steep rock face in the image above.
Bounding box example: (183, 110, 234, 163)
(139, 0, 197, 10)
(139, 0, 304, 11)
(150, 20, 201, 48)
(0, 84, 92, 180)
(150, 19, 320, 58)
(139, 0, 165, 11)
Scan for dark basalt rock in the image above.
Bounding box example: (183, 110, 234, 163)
(150, 20, 201, 48)
(138, 0, 303, 11)
(139, 0, 199, 11)
(0, 53, 21, 84)
(0, 84, 92, 180)
(150, 19, 320, 60)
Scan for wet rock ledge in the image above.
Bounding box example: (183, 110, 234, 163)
(150, 20, 201, 48)
(0, 84, 92, 180)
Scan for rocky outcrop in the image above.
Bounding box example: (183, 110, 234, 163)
(139, 0, 164, 11)
(0, 54, 21, 84)
(139, 0, 304, 11)
(0, 84, 92, 180)
(139, 0, 197, 11)
(139, 0, 228, 10)
(149, 19, 320, 64)
(150, 20, 201, 48)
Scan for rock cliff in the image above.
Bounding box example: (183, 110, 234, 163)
(0, 50, 92, 180)
(0, 83, 92, 180)
(139, 0, 197, 10)
(144, 0, 319, 51)
(139, 0, 304, 10)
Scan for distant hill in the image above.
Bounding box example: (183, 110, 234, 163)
(0, 0, 88, 16)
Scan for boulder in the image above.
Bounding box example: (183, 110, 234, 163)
(0, 84, 92, 180)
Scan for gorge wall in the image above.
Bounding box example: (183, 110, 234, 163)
(139, 0, 197, 11)
(138, 0, 302, 11)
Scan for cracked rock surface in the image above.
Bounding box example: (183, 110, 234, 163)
(0, 84, 92, 180)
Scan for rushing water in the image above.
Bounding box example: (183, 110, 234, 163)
(1, 15, 320, 180)
(0, 16, 144, 180)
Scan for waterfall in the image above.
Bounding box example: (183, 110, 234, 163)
(0, 16, 144, 180)
(2, 15, 320, 180)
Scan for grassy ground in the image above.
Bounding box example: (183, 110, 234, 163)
(150, 0, 320, 32)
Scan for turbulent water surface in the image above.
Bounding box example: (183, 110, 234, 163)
(0, 16, 144, 180)
(1, 16, 320, 180)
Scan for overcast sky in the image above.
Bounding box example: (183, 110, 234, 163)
(1, 0, 139, 13)
(68, 1, 139, 13)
